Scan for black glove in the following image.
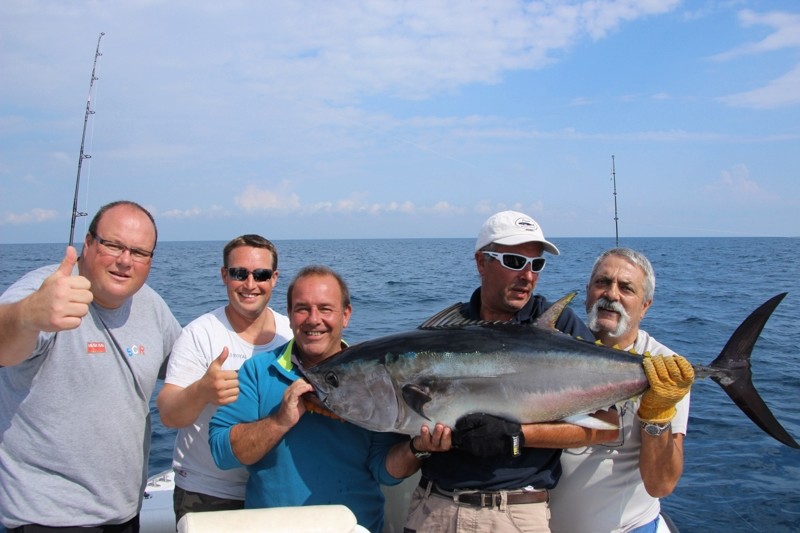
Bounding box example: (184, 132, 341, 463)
(451, 413, 524, 458)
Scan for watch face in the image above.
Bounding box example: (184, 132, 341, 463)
(642, 422, 670, 436)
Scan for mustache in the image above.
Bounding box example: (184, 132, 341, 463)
(587, 297, 630, 338)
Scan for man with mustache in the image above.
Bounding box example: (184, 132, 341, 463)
(549, 248, 694, 533)
(405, 211, 620, 533)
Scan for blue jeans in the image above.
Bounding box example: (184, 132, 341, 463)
(628, 516, 659, 533)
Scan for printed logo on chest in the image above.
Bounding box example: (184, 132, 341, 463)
(87, 341, 107, 354)
(126, 344, 146, 357)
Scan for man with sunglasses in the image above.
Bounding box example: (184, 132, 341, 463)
(0, 200, 181, 532)
(549, 248, 693, 533)
(405, 210, 619, 533)
(157, 234, 292, 524)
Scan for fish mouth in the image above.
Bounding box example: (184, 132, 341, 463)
(302, 393, 344, 422)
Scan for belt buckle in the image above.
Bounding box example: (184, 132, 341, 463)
(480, 492, 499, 508)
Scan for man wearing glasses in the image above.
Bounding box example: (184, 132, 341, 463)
(157, 234, 292, 524)
(405, 210, 619, 533)
(0, 200, 181, 532)
(549, 248, 693, 533)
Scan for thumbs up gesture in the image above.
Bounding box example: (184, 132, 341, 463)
(200, 347, 240, 406)
(26, 246, 93, 332)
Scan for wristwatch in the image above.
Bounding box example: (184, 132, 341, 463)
(640, 421, 672, 437)
(409, 438, 431, 459)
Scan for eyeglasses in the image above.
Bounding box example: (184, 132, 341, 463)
(227, 267, 274, 282)
(482, 251, 546, 273)
(91, 233, 154, 263)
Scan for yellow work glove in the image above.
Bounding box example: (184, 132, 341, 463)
(637, 354, 695, 424)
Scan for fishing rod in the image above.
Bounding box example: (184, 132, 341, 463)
(611, 154, 619, 247)
(68, 32, 105, 247)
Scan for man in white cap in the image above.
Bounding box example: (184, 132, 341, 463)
(403, 210, 619, 533)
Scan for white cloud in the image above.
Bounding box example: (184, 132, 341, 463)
(704, 164, 766, 198)
(230, 185, 471, 216)
(423, 201, 465, 215)
(235, 184, 301, 213)
(569, 97, 595, 106)
(2, 1, 799, 242)
(2, 208, 59, 225)
(89, 0, 684, 104)
(711, 10, 800, 61)
(717, 64, 800, 109)
(713, 10, 800, 109)
(162, 207, 203, 219)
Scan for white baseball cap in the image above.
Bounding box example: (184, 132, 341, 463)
(474, 210, 560, 255)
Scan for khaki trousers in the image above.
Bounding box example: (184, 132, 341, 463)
(403, 484, 551, 533)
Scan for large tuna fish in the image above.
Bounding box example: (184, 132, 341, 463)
(302, 293, 799, 448)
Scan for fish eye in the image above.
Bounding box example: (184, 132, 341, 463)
(324, 371, 339, 388)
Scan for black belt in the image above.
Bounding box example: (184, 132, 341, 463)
(419, 476, 548, 507)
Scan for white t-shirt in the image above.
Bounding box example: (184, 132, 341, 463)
(549, 330, 691, 533)
(164, 305, 292, 499)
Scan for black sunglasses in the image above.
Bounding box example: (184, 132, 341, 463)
(227, 267, 274, 282)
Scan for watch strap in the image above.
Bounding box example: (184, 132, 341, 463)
(409, 437, 432, 459)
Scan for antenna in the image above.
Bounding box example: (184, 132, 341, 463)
(68, 32, 105, 247)
(611, 155, 619, 247)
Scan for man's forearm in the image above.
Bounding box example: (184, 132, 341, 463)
(157, 383, 209, 428)
(639, 431, 684, 497)
(0, 302, 39, 367)
(229, 416, 292, 465)
(384, 439, 423, 478)
(522, 421, 620, 448)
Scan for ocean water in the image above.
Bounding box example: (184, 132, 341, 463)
(1, 237, 799, 532)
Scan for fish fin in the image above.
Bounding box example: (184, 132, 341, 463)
(419, 303, 489, 329)
(401, 384, 433, 422)
(533, 292, 577, 330)
(705, 292, 799, 449)
(563, 413, 619, 430)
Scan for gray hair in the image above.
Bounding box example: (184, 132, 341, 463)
(590, 248, 655, 302)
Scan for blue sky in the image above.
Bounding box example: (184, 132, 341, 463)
(1, 1, 799, 244)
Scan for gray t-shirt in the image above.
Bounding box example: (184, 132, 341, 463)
(0, 264, 182, 528)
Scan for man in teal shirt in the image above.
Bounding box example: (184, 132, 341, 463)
(209, 265, 450, 532)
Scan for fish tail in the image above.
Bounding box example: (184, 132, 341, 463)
(707, 292, 799, 448)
